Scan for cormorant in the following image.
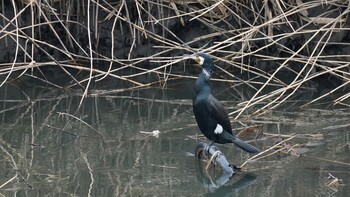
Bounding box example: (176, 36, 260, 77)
(189, 53, 259, 153)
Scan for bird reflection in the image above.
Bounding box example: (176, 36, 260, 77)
(194, 142, 257, 195)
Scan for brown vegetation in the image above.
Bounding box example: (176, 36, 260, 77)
(0, 0, 349, 115)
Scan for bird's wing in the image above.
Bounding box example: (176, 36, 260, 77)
(206, 94, 233, 135)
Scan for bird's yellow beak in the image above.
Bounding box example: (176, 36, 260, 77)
(183, 54, 203, 67)
(191, 56, 201, 64)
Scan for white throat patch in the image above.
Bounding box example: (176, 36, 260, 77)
(214, 124, 223, 134)
(198, 56, 205, 65)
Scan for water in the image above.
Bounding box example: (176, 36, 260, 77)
(0, 80, 349, 196)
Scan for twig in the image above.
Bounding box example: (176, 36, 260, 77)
(239, 134, 297, 168)
(57, 112, 104, 139)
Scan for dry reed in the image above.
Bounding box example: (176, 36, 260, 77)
(0, 0, 349, 115)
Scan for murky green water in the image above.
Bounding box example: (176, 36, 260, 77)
(0, 80, 349, 196)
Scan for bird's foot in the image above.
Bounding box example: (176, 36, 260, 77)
(229, 164, 241, 171)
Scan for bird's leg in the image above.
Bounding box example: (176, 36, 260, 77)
(204, 141, 213, 157)
(207, 141, 214, 154)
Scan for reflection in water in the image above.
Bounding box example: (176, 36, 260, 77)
(194, 142, 257, 195)
(200, 173, 257, 197)
(0, 81, 349, 196)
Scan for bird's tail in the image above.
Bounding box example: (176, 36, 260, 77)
(232, 138, 260, 153)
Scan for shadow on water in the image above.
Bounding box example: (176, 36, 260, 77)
(0, 80, 350, 196)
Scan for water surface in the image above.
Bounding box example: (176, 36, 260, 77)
(0, 80, 349, 196)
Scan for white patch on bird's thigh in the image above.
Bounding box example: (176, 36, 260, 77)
(198, 56, 205, 65)
(214, 124, 223, 134)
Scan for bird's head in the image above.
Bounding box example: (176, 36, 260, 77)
(188, 53, 214, 73)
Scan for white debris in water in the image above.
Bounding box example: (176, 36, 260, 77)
(140, 130, 160, 137)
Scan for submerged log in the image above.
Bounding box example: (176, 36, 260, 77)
(195, 142, 234, 175)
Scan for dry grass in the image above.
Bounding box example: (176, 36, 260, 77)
(0, 0, 349, 115)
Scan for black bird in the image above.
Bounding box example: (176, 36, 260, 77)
(189, 53, 259, 153)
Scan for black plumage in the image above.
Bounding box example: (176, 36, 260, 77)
(190, 53, 259, 153)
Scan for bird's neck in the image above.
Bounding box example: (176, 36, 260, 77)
(195, 70, 211, 95)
